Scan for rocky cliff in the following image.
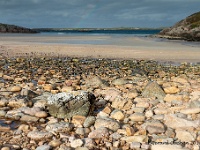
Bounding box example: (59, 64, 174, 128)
(0, 23, 37, 33)
(157, 11, 200, 41)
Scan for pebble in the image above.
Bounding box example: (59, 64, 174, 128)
(83, 116, 96, 128)
(164, 114, 200, 129)
(180, 108, 200, 114)
(145, 110, 154, 118)
(164, 94, 183, 102)
(70, 139, 83, 148)
(88, 127, 109, 139)
(0, 110, 6, 117)
(111, 97, 133, 110)
(75, 127, 91, 136)
(35, 145, 51, 150)
(175, 129, 196, 142)
(1, 147, 10, 150)
(164, 86, 180, 94)
(27, 131, 53, 140)
(49, 139, 62, 147)
(151, 144, 189, 150)
(110, 110, 125, 120)
(154, 108, 168, 115)
(35, 111, 48, 118)
(20, 114, 39, 122)
(129, 113, 146, 122)
(9, 86, 22, 92)
(94, 117, 120, 131)
(121, 135, 148, 143)
(130, 142, 141, 149)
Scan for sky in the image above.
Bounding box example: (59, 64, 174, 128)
(0, 0, 200, 28)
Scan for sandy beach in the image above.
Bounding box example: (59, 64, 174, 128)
(0, 34, 200, 63)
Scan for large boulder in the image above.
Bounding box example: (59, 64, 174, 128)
(142, 81, 165, 99)
(47, 91, 95, 119)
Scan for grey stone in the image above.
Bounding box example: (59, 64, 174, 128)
(175, 129, 196, 142)
(27, 131, 53, 140)
(47, 91, 95, 118)
(45, 122, 73, 134)
(36, 145, 51, 150)
(82, 138, 96, 149)
(189, 100, 200, 108)
(94, 117, 120, 131)
(83, 116, 96, 128)
(70, 139, 83, 148)
(164, 114, 200, 129)
(130, 142, 141, 149)
(142, 81, 165, 99)
(112, 78, 129, 86)
(75, 127, 90, 136)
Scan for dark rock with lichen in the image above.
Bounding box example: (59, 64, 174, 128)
(47, 91, 95, 119)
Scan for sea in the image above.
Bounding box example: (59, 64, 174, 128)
(39, 29, 161, 36)
(32, 29, 161, 46)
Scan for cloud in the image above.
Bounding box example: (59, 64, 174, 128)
(0, 0, 200, 28)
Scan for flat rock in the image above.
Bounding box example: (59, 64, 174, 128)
(20, 107, 41, 116)
(142, 81, 165, 99)
(27, 130, 53, 140)
(100, 88, 121, 102)
(85, 76, 108, 88)
(45, 122, 73, 134)
(164, 114, 200, 129)
(164, 86, 180, 94)
(151, 144, 189, 150)
(36, 145, 51, 150)
(35, 111, 48, 118)
(175, 129, 196, 142)
(121, 135, 148, 143)
(94, 117, 120, 131)
(9, 86, 22, 92)
(189, 100, 200, 108)
(164, 94, 183, 102)
(20, 114, 39, 122)
(142, 120, 166, 134)
(111, 97, 132, 110)
(8, 97, 30, 108)
(129, 113, 145, 122)
(111, 78, 129, 86)
(47, 91, 95, 118)
(180, 108, 200, 114)
(88, 127, 109, 139)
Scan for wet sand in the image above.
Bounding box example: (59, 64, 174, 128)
(0, 34, 200, 62)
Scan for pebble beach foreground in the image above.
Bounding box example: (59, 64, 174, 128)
(0, 56, 200, 150)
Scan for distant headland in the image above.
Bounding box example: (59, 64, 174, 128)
(0, 23, 37, 33)
(156, 11, 200, 41)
